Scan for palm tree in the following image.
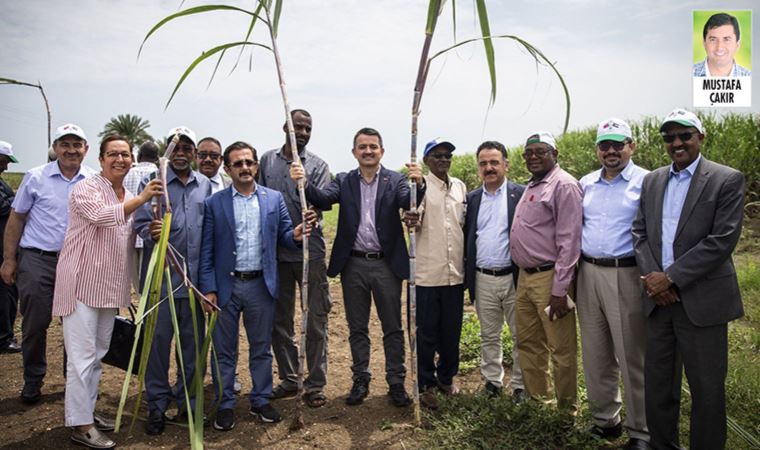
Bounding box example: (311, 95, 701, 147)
(99, 114, 154, 148)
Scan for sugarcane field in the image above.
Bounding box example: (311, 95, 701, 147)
(2, 1, 760, 449)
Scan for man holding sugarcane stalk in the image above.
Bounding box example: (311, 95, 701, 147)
(134, 126, 212, 435)
(259, 109, 333, 408)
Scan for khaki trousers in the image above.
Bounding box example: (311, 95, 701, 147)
(577, 262, 648, 441)
(515, 268, 577, 409)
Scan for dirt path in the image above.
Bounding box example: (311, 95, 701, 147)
(0, 283, 483, 449)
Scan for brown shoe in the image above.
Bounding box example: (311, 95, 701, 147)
(420, 388, 439, 411)
(437, 381, 460, 396)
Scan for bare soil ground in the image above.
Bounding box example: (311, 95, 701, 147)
(0, 283, 484, 449)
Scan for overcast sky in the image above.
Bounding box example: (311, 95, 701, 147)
(1, 0, 758, 174)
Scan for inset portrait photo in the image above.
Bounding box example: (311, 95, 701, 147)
(693, 10, 752, 77)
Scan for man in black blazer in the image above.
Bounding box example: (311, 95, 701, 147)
(290, 127, 424, 408)
(464, 141, 525, 399)
(632, 108, 745, 450)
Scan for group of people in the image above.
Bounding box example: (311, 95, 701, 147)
(0, 106, 745, 450)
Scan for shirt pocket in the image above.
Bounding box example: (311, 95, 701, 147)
(518, 200, 550, 228)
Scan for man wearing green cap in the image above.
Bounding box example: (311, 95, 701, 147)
(633, 108, 745, 450)
(577, 119, 650, 449)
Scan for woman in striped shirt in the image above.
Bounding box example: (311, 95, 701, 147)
(52, 134, 162, 450)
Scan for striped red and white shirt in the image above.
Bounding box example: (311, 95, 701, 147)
(53, 174, 135, 316)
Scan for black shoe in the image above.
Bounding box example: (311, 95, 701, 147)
(20, 383, 41, 404)
(213, 408, 235, 431)
(388, 383, 411, 407)
(145, 409, 166, 435)
(250, 403, 282, 423)
(588, 422, 623, 440)
(623, 438, 652, 450)
(512, 388, 528, 404)
(270, 384, 298, 399)
(346, 377, 370, 406)
(0, 340, 21, 354)
(484, 381, 502, 398)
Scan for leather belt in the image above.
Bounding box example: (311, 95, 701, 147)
(350, 250, 384, 260)
(233, 270, 263, 280)
(523, 263, 555, 274)
(476, 266, 513, 277)
(582, 254, 637, 268)
(23, 247, 59, 258)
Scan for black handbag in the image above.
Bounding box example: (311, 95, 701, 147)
(102, 306, 143, 375)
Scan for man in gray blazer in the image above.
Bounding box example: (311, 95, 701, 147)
(632, 108, 745, 450)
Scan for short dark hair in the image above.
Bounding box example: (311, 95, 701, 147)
(197, 136, 222, 149)
(223, 141, 257, 166)
(703, 13, 740, 41)
(291, 109, 311, 119)
(138, 141, 159, 162)
(476, 140, 508, 159)
(99, 134, 132, 158)
(353, 127, 383, 148)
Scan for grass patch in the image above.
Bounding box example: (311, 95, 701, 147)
(2, 172, 24, 190)
(458, 312, 513, 374)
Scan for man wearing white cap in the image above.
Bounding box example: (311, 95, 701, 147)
(133, 126, 212, 435)
(633, 108, 745, 450)
(1, 125, 96, 403)
(0, 141, 21, 354)
(510, 131, 582, 413)
(463, 140, 525, 402)
(577, 119, 650, 449)
(404, 137, 467, 410)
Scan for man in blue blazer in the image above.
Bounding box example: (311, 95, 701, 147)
(199, 141, 309, 431)
(464, 141, 525, 399)
(290, 127, 425, 407)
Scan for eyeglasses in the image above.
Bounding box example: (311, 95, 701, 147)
(661, 132, 697, 144)
(230, 159, 258, 168)
(597, 141, 628, 152)
(522, 147, 553, 158)
(428, 152, 452, 160)
(198, 152, 221, 161)
(104, 151, 132, 160)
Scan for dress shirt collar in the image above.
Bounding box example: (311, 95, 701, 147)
(597, 159, 636, 183)
(702, 58, 740, 77)
(209, 170, 224, 186)
(669, 154, 702, 178)
(166, 165, 199, 186)
(357, 165, 381, 184)
(482, 178, 507, 196)
(232, 183, 258, 199)
(44, 160, 89, 181)
(528, 163, 561, 186)
(427, 172, 450, 190)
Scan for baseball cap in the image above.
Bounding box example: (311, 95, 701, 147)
(0, 141, 19, 163)
(54, 123, 88, 142)
(166, 126, 197, 147)
(660, 108, 705, 135)
(596, 118, 632, 144)
(423, 138, 455, 157)
(525, 131, 557, 149)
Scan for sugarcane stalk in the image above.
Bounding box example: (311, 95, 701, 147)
(0, 78, 52, 146)
(262, 3, 310, 431)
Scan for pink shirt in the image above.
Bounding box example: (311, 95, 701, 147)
(510, 164, 582, 297)
(53, 174, 135, 316)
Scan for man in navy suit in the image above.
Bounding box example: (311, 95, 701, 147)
(199, 141, 310, 431)
(290, 127, 424, 407)
(464, 141, 525, 399)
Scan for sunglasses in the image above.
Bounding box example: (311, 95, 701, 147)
(198, 152, 221, 161)
(597, 141, 628, 152)
(230, 159, 258, 168)
(661, 131, 697, 144)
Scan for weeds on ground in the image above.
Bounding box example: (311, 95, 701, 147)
(459, 312, 513, 373)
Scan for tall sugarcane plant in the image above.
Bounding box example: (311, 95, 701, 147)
(407, 0, 571, 425)
(0, 77, 52, 146)
(139, 0, 312, 431)
(114, 136, 220, 450)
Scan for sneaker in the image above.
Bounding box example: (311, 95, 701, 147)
(388, 383, 411, 407)
(20, 382, 42, 404)
(346, 377, 370, 406)
(145, 409, 166, 436)
(588, 421, 623, 440)
(93, 412, 115, 432)
(71, 427, 115, 449)
(420, 387, 439, 411)
(213, 408, 235, 431)
(0, 339, 21, 354)
(512, 388, 528, 404)
(250, 403, 282, 423)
